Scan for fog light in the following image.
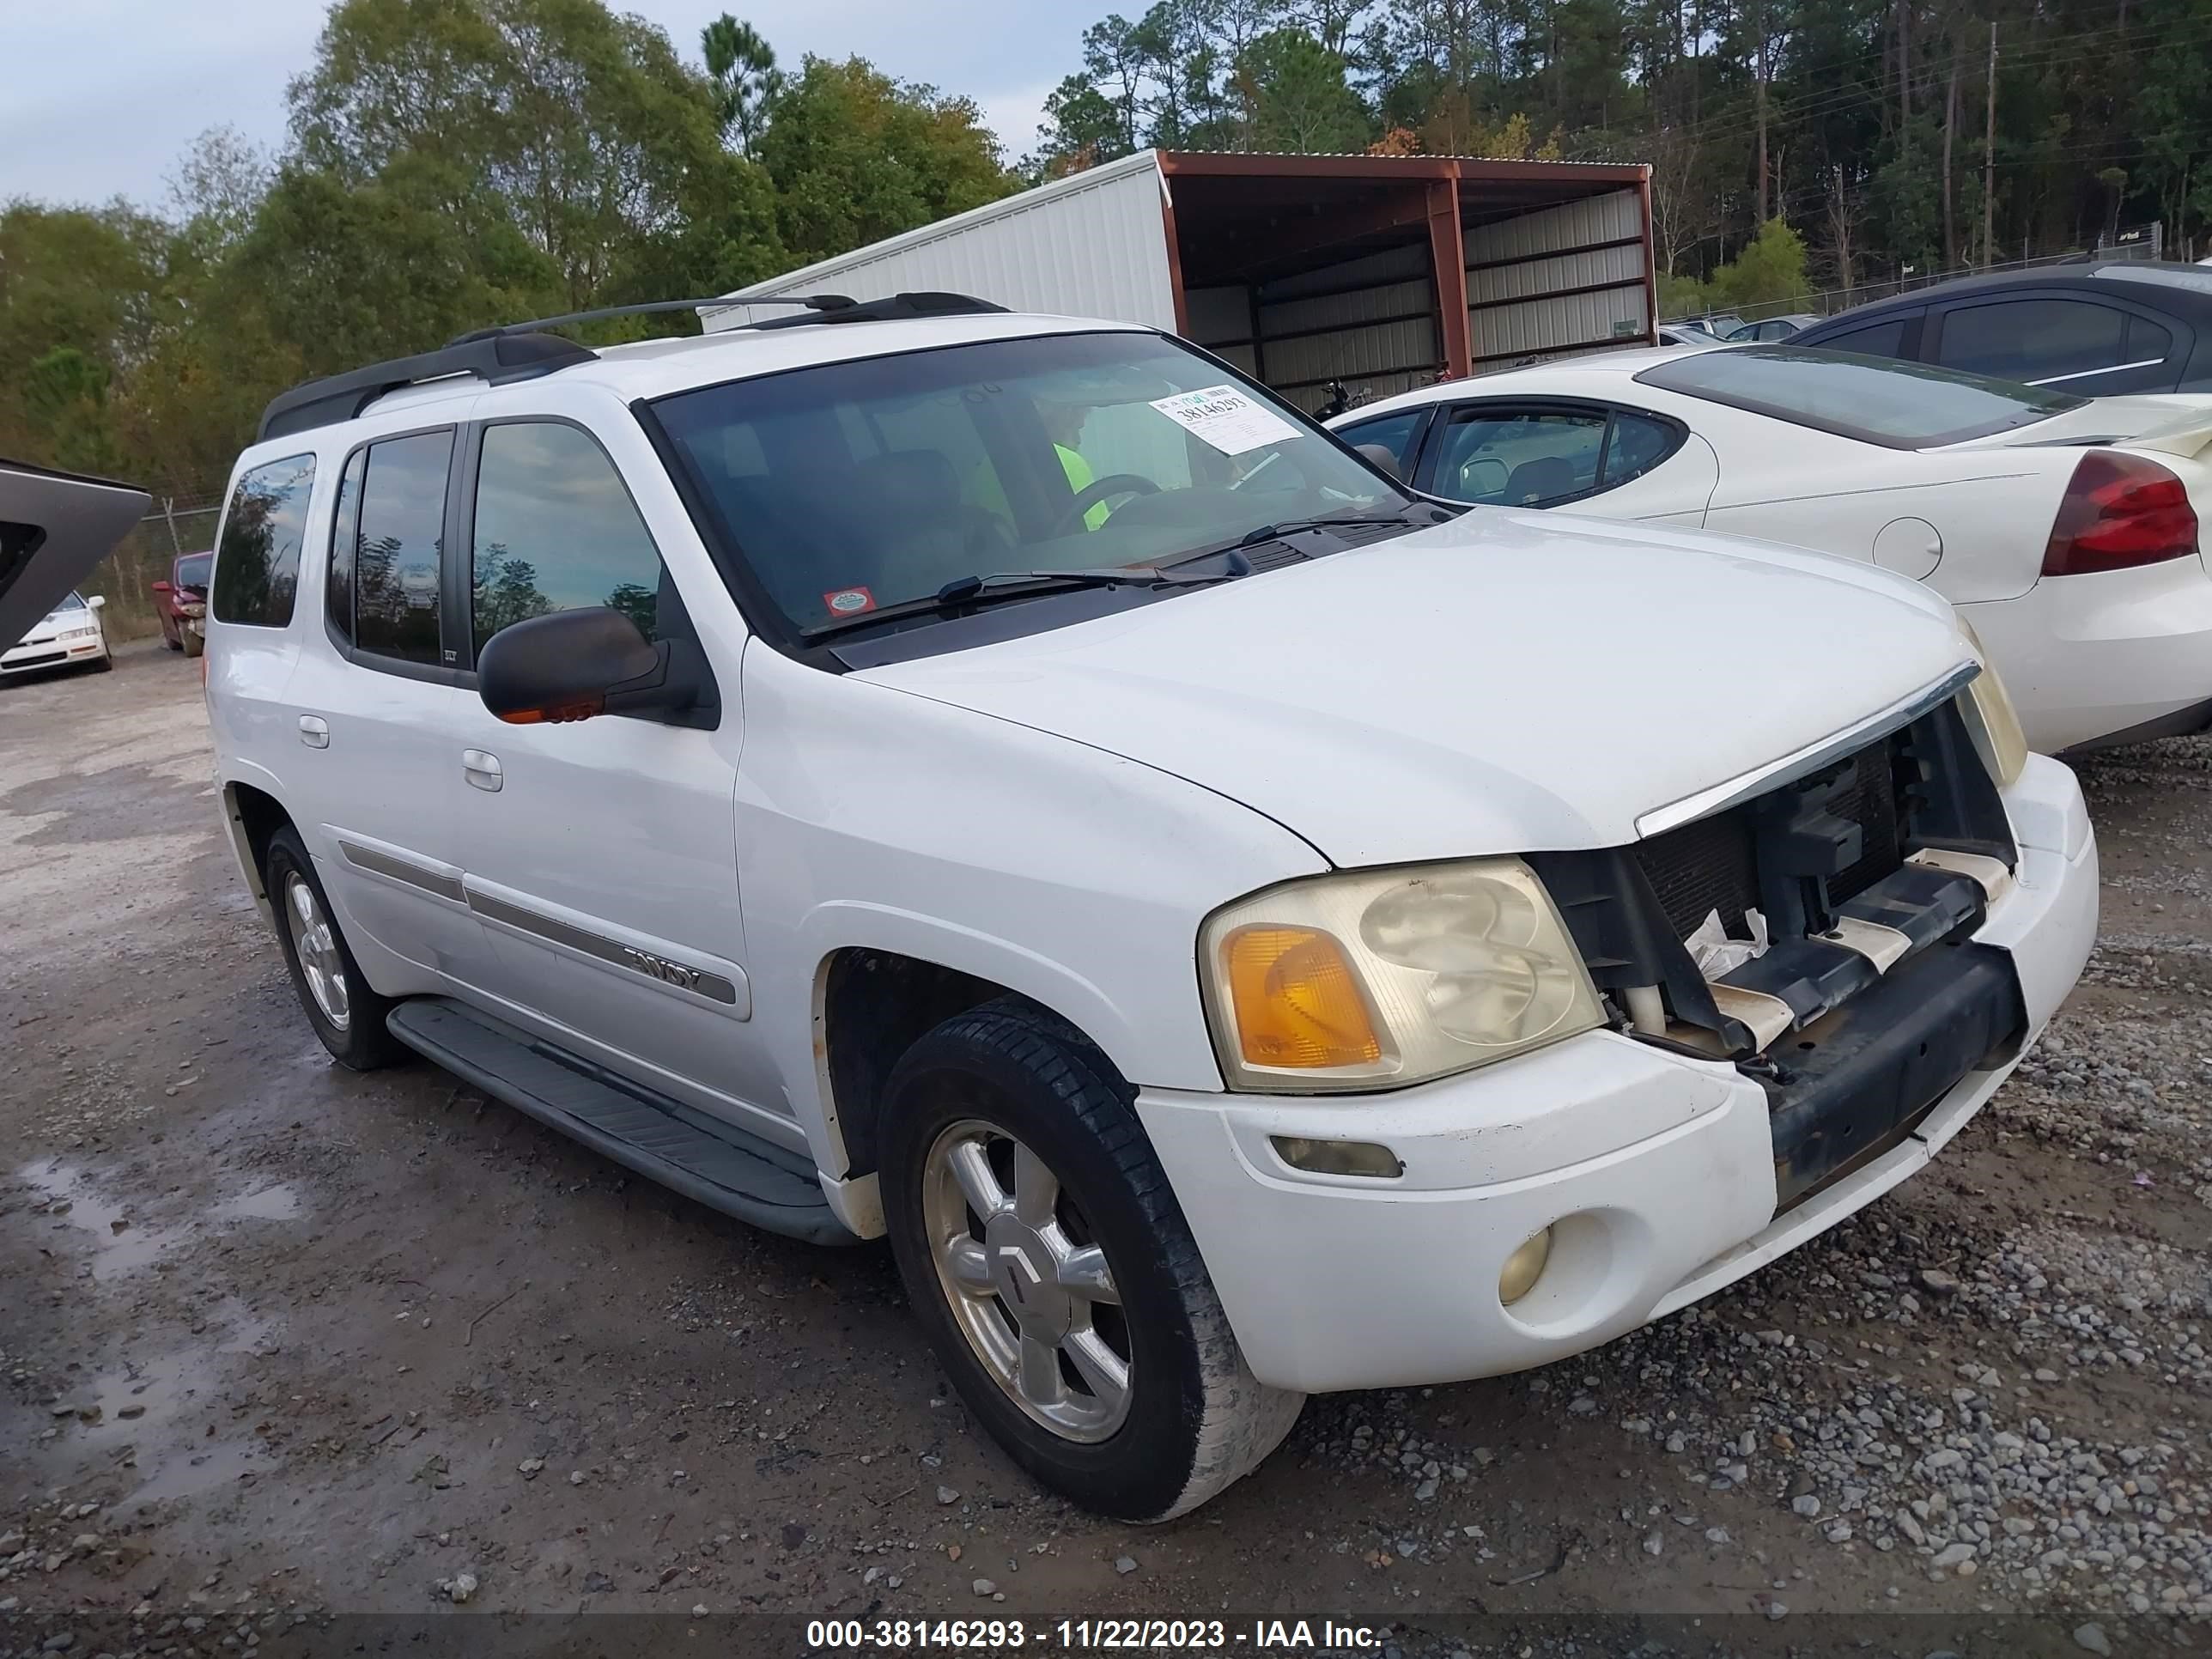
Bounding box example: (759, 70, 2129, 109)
(1269, 1135, 1402, 1178)
(1498, 1226, 1553, 1306)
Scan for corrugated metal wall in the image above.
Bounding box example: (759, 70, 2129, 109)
(709, 152, 1177, 331)
(1186, 246, 1443, 415)
(1464, 189, 1650, 369)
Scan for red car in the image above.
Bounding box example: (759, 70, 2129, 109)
(151, 550, 211, 657)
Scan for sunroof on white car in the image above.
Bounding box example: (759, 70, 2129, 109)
(1636, 346, 2082, 450)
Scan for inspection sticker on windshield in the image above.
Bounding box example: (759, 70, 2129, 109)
(1148, 386, 1300, 455)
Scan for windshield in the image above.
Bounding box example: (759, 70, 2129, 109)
(175, 552, 212, 587)
(50, 591, 85, 612)
(649, 330, 1407, 637)
(1637, 345, 2083, 448)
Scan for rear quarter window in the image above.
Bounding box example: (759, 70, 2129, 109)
(212, 454, 316, 627)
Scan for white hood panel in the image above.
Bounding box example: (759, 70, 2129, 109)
(860, 509, 1968, 866)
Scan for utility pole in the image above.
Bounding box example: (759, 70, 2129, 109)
(1755, 0, 1770, 222)
(1983, 20, 1997, 270)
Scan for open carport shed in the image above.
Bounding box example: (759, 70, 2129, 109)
(712, 149, 1658, 413)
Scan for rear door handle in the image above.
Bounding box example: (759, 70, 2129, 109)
(462, 749, 503, 792)
(298, 715, 329, 749)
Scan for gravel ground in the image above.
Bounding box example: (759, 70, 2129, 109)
(0, 647, 2205, 1657)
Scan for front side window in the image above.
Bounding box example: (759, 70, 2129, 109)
(1637, 346, 2081, 448)
(212, 453, 315, 627)
(650, 331, 1407, 638)
(1806, 315, 1914, 360)
(1336, 409, 1428, 477)
(471, 422, 667, 651)
(1431, 410, 1608, 506)
(1936, 298, 2127, 384)
(349, 430, 453, 665)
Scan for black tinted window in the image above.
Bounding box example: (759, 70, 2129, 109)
(1338, 410, 1426, 476)
(351, 431, 452, 665)
(327, 449, 364, 643)
(471, 422, 665, 651)
(1808, 317, 1911, 358)
(2127, 313, 2174, 361)
(175, 553, 212, 588)
(1936, 299, 2126, 383)
(1637, 346, 2080, 448)
(212, 454, 313, 627)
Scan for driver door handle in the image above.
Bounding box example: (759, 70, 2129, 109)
(462, 750, 503, 792)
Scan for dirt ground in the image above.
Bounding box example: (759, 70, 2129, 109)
(2, 642, 2205, 1656)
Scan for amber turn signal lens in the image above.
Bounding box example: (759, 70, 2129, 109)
(1221, 925, 1383, 1069)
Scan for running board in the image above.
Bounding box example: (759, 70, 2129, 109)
(385, 998, 858, 1246)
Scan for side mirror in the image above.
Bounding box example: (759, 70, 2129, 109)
(86, 595, 106, 610)
(1355, 443, 1403, 482)
(477, 608, 660, 724)
(150, 581, 171, 595)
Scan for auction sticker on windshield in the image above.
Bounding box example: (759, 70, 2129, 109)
(1149, 386, 1302, 455)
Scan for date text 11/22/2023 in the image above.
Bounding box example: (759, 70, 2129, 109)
(804, 1618, 1384, 1650)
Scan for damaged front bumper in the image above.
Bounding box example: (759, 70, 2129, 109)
(1132, 754, 2094, 1397)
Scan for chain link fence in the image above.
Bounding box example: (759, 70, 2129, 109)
(1675, 223, 2171, 331)
(81, 493, 224, 641)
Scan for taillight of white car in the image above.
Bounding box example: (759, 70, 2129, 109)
(2040, 451, 2201, 577)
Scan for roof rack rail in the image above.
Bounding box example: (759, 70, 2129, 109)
(730, 290, 1007, 331)
(448, 294, 860, 344)
(255, 290, 1012, 443)
(256, 333, 594, 443)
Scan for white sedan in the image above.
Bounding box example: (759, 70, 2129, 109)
(1330, 344, 2212, 753)
(2, 589, 111, 678)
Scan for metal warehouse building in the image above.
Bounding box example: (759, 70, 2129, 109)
(711, 149, 1658, 412)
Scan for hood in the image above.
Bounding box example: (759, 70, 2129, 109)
(859, 509, 1969, 867)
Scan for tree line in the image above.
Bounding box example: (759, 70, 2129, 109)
(0, 0, 1018, 497)
(1031, 0, 2212, 313)
(6, 0, 2209, 503)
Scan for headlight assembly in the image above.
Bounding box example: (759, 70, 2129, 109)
(1954, 615, 2028, 788)
(1200, 859, 1604, 1093)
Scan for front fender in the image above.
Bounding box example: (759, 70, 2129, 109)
(733, 642, 1328, 1177)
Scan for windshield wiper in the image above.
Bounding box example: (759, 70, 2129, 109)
(1234, 510, 1425, 549)
(809, 552, 1252, 636)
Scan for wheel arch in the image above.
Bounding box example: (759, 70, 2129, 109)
(811, 939, 1146, 1194)
(221, 776, 296, 927)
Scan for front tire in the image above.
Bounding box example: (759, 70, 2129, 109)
(880, 1000, 1303, 1521)
(181, 628, 204, 659)
(263, 826, 404, 1070)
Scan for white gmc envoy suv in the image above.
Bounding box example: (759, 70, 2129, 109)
(203, 292, 2097, 1521)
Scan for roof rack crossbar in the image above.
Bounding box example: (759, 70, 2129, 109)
(449, 294, 860, 344)
(255, 332, 595, 444)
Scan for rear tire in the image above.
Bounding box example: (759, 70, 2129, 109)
(879, 999, 1303, 1522)
(264, 826, 404, 1070)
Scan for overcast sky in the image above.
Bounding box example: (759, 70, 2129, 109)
(3, 0, 1079, 210)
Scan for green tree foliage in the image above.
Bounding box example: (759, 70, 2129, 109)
(756, 57, 1017, 267)
(289, 0, 778, 308)
(702, 14, 781, 155)
(1237, 29, 1369, 154)
(1707, 216, 1809, 309)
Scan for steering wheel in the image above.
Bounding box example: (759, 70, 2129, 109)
(1049, 472, 1160, 538)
